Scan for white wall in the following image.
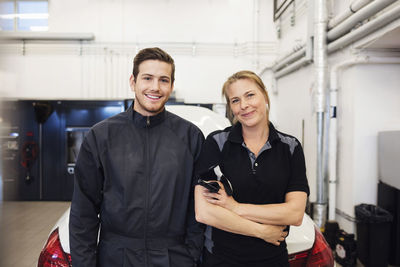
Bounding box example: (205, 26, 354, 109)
(49, 0, 258, 43)
(272, 0, 400, 234)
(268, 0, 317, 204)
(336, 64, 400, 233)
(272, 64, 317, 203)
(274, 0, 310, 54)
(274, 53, 400, 235)
(0, 0, 278, 102)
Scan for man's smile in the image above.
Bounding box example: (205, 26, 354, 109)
(145, 94, 162, 100)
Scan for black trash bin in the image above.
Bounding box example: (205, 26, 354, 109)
(355, 204, 393, 267)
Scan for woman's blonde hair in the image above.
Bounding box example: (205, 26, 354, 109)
(222, 70, 270, 123)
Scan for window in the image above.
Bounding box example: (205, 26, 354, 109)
(0, 1, 14, 31)
(66, 128, 89, 166)
(0, 0, 48, 31)
(273, 0, 294, 21)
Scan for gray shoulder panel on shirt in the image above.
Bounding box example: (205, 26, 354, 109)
(277, 132, 298, 155)
(212, 131, 229, 152)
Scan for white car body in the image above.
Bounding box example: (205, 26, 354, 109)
(41, 105, 330, 266)
(54, 207, 315, 257)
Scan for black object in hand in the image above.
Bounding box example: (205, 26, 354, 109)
(197, 179, 220, 193)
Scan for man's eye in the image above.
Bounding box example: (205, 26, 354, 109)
(161, 79, 170, 83)
(143, 77, 151, 81)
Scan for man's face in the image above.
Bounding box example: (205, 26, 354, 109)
(130, 60, 174, 116)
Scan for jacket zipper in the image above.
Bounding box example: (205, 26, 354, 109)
(144, 115, 150, 265)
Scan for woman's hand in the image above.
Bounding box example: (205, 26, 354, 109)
(199, 182, 289, 246)
(202, 181, 239, 213)
(257, 224, 288, 246)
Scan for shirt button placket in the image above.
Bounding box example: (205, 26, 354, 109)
(253, 162, 258, 174)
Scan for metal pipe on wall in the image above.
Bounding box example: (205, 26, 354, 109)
(328, 91, 337, 221)
(328, 0, 373, 30)
(274, 57, 312, 79)
(273, 1, 400, 80)
(313, 0, 328, 229)
(328, 3, 400, 53)
(327, 0, 396, 41)
(272, 46, 306, 72)
(39, 123, 43, 200)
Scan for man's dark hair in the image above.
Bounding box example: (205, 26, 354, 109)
(132, 47, 175, 84)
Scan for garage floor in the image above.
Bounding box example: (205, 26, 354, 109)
(0, 201, 366, 267)
(0, 201, 70, 267)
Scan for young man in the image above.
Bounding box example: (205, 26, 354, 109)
(69, 47, 205, 267)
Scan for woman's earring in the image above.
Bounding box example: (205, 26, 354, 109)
(266, 103, 269, 110)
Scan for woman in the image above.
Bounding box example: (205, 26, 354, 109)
(194, 70, 309, 267)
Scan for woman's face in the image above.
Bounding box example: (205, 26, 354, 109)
(226, 78, 268, 128)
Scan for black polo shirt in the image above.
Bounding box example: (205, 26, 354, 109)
(195, 122, 309, 265)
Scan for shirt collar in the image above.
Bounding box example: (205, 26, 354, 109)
(228, 121, 280, 144)
(127, 101, 166, 128)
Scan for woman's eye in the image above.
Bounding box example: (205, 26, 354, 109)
(247, 93, 255, 98)
(231, 99, 239, 104)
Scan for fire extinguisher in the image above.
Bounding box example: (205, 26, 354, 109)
(21, 141, 39, 183)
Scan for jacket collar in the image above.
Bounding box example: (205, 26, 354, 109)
(228, 121, 280, 144)
(127, 102, 166, 128)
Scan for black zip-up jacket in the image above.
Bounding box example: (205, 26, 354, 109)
(69, 106, 205, 267)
